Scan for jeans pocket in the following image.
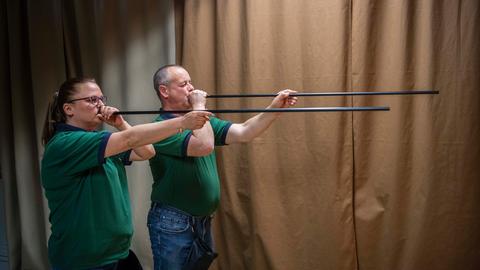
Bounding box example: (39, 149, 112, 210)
(149, 207, 190, 234)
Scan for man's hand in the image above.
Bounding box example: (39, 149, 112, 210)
(268, 89, 298, 109)
(188, 89, 208, 110)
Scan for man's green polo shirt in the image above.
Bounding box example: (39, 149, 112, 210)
(41, 123, 133, 269)
(149, 113, 232, 216)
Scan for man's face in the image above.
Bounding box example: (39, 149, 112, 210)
(162, 67, 194, 110)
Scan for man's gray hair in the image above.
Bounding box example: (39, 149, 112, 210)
(153, 64, 184, 97)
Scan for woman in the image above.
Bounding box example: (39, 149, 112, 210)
(41, 78, 211, 270)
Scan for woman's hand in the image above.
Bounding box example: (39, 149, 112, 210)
(97, 105, 127, 130)
(180, 111, 213, 130)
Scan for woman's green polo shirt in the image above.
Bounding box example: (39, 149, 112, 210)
(41, 123, 133, 269)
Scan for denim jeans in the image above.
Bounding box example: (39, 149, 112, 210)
(147, 202, 214, 270)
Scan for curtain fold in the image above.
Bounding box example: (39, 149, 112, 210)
(352, 1, 480, 269)
(2, 0, 51, 268)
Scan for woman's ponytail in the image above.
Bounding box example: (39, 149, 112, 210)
(42, 91, 64, 145)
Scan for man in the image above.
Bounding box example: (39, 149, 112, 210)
(148, 64, 297, 270)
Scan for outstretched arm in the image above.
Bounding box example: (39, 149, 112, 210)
(98, 105, 155, 160)
(113, 120, 156, 161)
(98, 105, 211, 160)
(225, 89, 297, 144)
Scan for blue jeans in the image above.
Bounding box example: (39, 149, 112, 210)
(147, 202, 214, 270)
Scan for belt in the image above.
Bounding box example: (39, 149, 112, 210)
(150, 201, 214, 220)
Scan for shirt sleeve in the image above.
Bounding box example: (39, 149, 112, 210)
(210, 117, 232, 146)
(101, 133, 132, 165)
(152, 131, 192, 158)
(110, 149, 133, 165)
(47, 131, 112, 175)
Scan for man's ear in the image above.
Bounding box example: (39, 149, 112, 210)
(159, 85, 169, 99)
(63, 103, 74, 117)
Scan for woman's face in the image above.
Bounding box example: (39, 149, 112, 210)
(63, 82, 105, 130)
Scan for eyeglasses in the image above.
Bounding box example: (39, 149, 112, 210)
(66, 96, 107, 105)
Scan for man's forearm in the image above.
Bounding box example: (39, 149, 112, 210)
(232, 112, 280, 143)
(189, 121, 214, 155)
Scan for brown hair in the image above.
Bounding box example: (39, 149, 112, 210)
(41, 78, 96, 145)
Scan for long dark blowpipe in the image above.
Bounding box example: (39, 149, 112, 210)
(114, 106, 390, 115)
(207, 90, 439, 98)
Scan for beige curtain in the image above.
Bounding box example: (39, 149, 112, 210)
(1, 0, 175, 269)
(177, 0, 480, 270)
(352, 1, 480, 269)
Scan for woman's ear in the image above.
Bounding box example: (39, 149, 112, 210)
(63, 103, 74, 117)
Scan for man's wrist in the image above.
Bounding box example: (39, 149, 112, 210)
(192, 105, 206, 110)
